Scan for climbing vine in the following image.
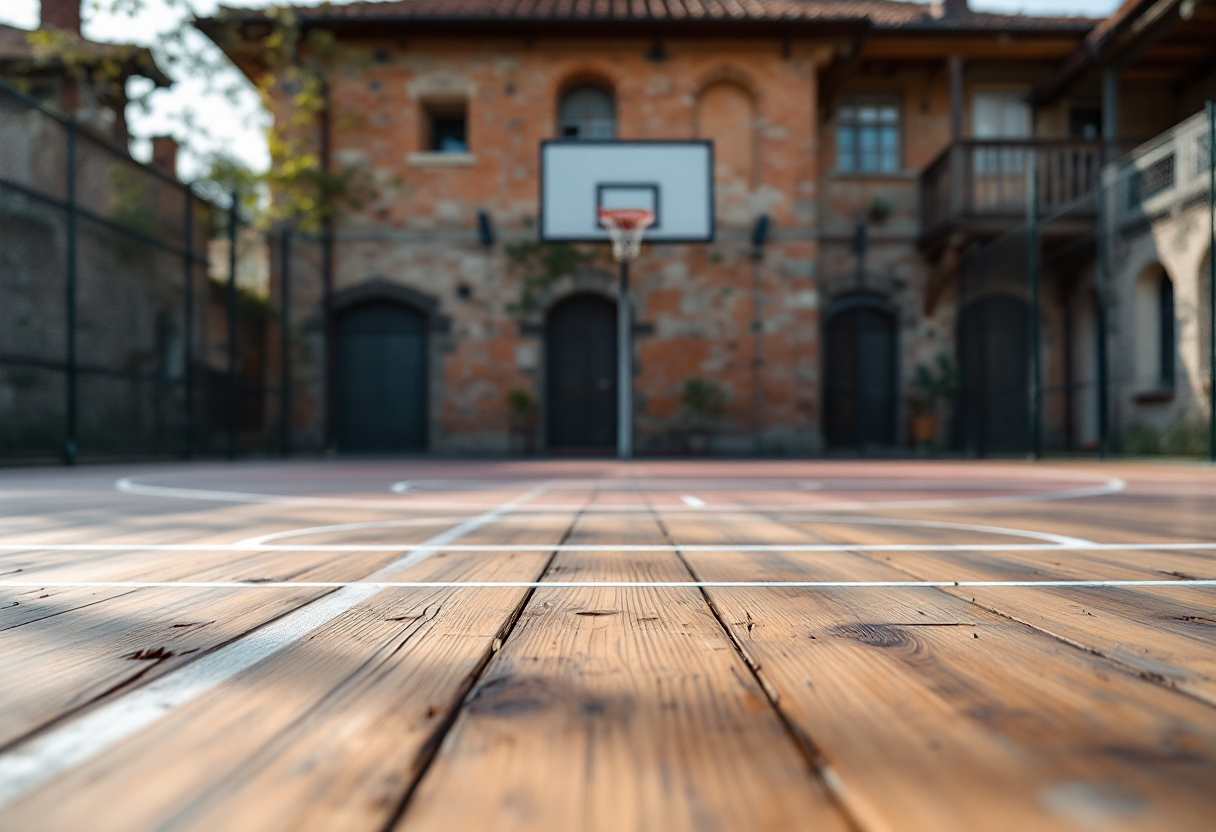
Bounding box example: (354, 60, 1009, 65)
(504, 238, 603, 315)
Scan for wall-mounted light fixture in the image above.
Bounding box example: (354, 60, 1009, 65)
(477, 210, 495, 247)
(750, 214, 770, 260)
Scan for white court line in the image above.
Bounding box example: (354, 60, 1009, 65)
(680, 495, 706, 508)
(115, 475, 1127, 512)
(230, 512, 1091, 550)
(0, 516, 1097, 552)
(0, 481, 552, 811)
(11, 542, 1216, 553)
(0, 580, 1213, 589)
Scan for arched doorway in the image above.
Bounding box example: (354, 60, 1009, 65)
(823, 294, 897, 449)
(334, 302, 427, 452)
(546, 294, 617, 451)
(959, 294, 1029, 454)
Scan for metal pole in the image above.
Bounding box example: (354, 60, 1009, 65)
(617, 259, 632, 460)
(64, 118, 78, 465)
(1027, 150, 1041, 460)
(319, 79, 336, 453)
(1207, 100, 1215, 463)
(751, 256, 763, 455)
(1095, 178, 1110, 460)
(280, 228, 292, 458)
(183, 186, 194, 460)
(226, 191, 238, 460)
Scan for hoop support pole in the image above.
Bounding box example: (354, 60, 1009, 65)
(618, 259, 633, 459)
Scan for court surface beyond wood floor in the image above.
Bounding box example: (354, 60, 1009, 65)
(1, 459, 1215, 831)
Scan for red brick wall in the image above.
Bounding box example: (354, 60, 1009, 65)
(281, 37, 827, 453)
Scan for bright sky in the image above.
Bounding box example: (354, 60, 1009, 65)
(0, 0, 1125, 181)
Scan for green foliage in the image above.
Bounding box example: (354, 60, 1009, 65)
(1160, 420, 1210, 455)
(869, 196, 895, 224)
(1120, 424, 1162, 455)
(24, 27, 142, 105)
(909, 354, 957, 415)
(1120, 420, 1210, 456)
(681, 377, 727, 430)
(507, 389, 537, 415)
(505, 239, 601, 315)
(28, 2, 384, 232)
(108, 163, 160, 238)
(210, 276, 274, 320)
(192, 153, 262, 215)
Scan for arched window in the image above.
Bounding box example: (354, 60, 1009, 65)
(1159, 272, 1175, 387)
(1200, 249, 1212, 377)
(559, 85, 615, 140)
(1134, 263, 1175, 390)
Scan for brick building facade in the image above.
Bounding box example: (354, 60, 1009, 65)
(204, 0, 1216, 456)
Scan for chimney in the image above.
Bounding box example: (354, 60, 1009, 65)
(944, 0, 969, 15)
(41, 0, 82, 34)
(151, 136, 179, 180)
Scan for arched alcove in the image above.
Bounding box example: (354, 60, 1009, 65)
(695, 81, 756, 223)
(1134, 262, 1175, 390)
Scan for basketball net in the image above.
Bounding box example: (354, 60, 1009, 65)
(598, 208, 654, 263)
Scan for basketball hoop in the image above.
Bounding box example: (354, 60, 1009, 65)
(598, 208, 654, 263)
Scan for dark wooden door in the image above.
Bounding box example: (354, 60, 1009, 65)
(824, 299, 897, 449)
(959, 295, 1029, 454)
(546, 295, 617, 451)
(335, 302, 427, 452)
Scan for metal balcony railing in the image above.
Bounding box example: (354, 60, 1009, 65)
(1105, 109, 1213, 225)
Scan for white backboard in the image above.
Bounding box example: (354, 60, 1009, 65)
(540, 141, 714, 243)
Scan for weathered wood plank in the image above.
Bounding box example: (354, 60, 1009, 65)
(395, 514, 849, 832)
(800, 521, 1216, 705)
(663, 515, 1216, 831)
(0, 515, 573, 753)
(0, 518, 571, 832)
(0, 585, 327, 750)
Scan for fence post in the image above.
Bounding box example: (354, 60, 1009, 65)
(183, 187, 194, 460)
(226, 192, 239, 460)
(63, 117, 78, 465)
(1027, 150, 1041, 460)
(1207, 100, 1215, 464)
(280, 227, 291, 457)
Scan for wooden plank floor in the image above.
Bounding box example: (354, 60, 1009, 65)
(0, 460, 1214, 831)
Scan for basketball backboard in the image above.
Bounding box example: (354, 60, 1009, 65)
(539, 141, 714, 243)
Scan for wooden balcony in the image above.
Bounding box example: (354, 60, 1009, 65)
(919, 139, 1104, 251)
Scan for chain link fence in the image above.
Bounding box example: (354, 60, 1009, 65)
(0, 81, 322, 463)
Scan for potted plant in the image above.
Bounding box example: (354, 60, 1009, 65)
(681, 377, 726, 454)
(908, 355, 957, 449)
(869, 195, 895, 224)
(507, 388, 538, 454)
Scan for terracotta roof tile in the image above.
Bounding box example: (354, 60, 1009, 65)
(210, 0, 1095, 31)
